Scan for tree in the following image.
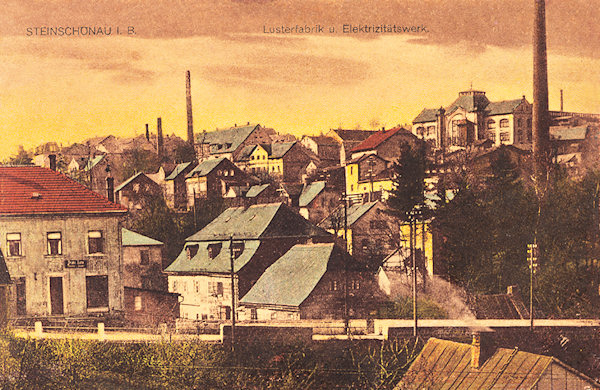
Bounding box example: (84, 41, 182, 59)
(386, 143, 426, 220)
(120, 149, 161, 182)
(4, 146, 33, 165)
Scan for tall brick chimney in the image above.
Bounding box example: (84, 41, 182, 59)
(532, 0, 551, 169)
(186, 70, 194, 145)
(157, 117, 164, 158)
(145, 123, 150, 141)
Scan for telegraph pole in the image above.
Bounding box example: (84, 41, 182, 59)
(343, 188, 349, 335)
(527, 241, 538, 330)
(409, 209, 419, 337)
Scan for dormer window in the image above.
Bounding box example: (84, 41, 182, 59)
(226, 143, 232, 149)
(207, 243, 222, 259)
(231, 242, 245, 259)
(186, 244, 199, 260)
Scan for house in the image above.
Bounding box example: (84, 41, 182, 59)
(224, 183, 284, 207)
(67, 154, 113, 196)
(0, 249, 11, 328)
(239, 243, 382, 321)
(121, 228, 179, 326)
(326, 128, 378, 165)
(236, 142, 317, 183)
(300, 135, 341, 167)
(185, 157, 255, 207)
(164, 203, 331, 321)
(298, 181, 341, 224)
(114, 172, 164, 212)
(163, 162, 195, 210)
(350, 126, 420, 161)
(194, 123, 276, 161)
(550, 124, 589, 155)
(469, 285, 530, 320)
(0, 166, 127, 317)
(412, 90, 532, 150)
(345, 154, 394, 201)
(320, 201, 434, 272)
(396, 336, 600, 389)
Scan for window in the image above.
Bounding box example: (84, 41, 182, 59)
(209, 281, 224, 297)
(186, 244, 199, 259)
(500, 119, 509, 128)
(88, 231, 103, 254)
(208, 243, 222, 259)
(134, 296, 142, 311)
(47, 232, 62, 255)
(133, 183, 140, 192)
(231, 242, 245, 259)
(500, 132, 510, 142)
(517, 118, 523, 127)
(251, 308, 258, 321)
(487, 119, 496, 130)
(487, 131, 496, 143)
(7, 233, 21, 256)
(351, 280, 360, 290)
(86, 275, 108, 309)
(527, 118, 532, 128)
(427, 126, 435, 136)
(140, 249, 150, 265)
(416, 126, 425, 136)
(350, 167, 353, 175)
(370, 221, 387, 230)
(330, 280, 338, 291)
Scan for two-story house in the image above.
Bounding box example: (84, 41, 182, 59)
(164, 203, 331, 321)
(194, 123, 276, 161)
(0, 166, 127, 317)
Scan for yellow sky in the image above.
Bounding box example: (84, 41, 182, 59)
(1, 1, 599, 159)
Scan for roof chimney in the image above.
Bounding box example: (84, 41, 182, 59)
(186, 70, 194, 145)
(471, 332, 495, 369)
(48, 154, 57, 171)
(157, 117, 164, 158)
(106, 177, 115, 203)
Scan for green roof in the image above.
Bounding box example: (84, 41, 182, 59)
(195, 124, 259, 154)
(186, 158, 226, 178)
(84, 155, 105, 171)
(240, 243, 335, 306)
(246, 184, 270, 198)
(165, 240, 260, 273)
(413, 108, 438, 124)
(486, 99, 524, 116)
(115, 172, 144, 192)
(165, 162, 192, 180)
(299, 181, 326, 207)
(550, 125, 588, 141)
(320, 202, 378, 229)
(186, 203, 330, 241)
(122, 228, 163, 246)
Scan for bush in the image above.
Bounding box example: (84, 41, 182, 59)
(376, 297, 448, 319)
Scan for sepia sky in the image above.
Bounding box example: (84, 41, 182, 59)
(1, 0, 599, 159)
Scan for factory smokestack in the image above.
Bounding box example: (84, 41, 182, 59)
(157, 117, 164, 158)
(145, 123, 150, 141)
(186, 70, 194, 145)
(532, 0, 551, 169)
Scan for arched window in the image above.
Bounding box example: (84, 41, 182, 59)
(487, 119, 496, 130)
(500, 119, 509, 128)
(416, 126, 425, 136)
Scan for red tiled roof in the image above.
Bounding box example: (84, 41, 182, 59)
(0, 166, 127, 215)
(351, 127, 411, 153)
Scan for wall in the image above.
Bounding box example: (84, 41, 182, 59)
(123, 287, 179, 326)
(122, 245, 165, 289)
(1, 214, 124, 317)
(168, 274, 235, 321)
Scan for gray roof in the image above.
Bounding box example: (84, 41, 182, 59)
(84, 155, 105, 171)
(165, 240, 261, 273)
(269, 142, 296, 158)
(122, 228, 163, 246)
(0, 249, 11, 285)
(299, 181, 326, 207)
(486, 99, 524, 116)
(447, 91, 490, 114)
(236, 145, 258, 161)
(246, 184, 270, 198)
(195, 124, 259, 155)
(114, 172, 145, 192)
(186, 203, 329, 241)
(550, 125, 588, 141)
(413, 108, 439, 124)
(186, 158, 226, 178)
(165, 162, 192, 181)
(240, 243, 335, 307)
(320, 202, 378, 229)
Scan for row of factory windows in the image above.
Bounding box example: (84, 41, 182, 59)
(6, 230, 105, 257)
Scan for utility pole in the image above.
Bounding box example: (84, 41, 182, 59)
(410, 209, 419, 337)
(343, 188, 349, 336)
(527, 241, 538, 330)
(229, 235, 236, 351)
